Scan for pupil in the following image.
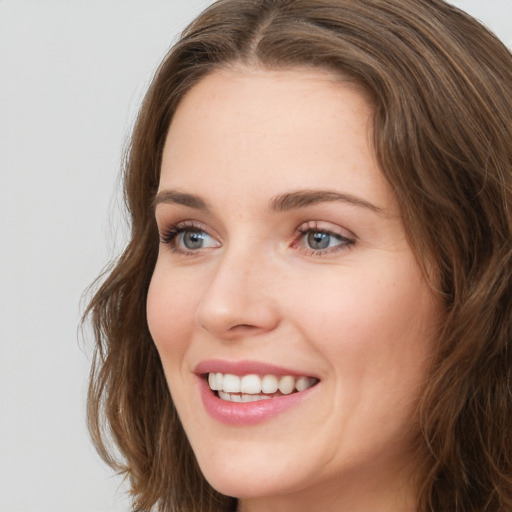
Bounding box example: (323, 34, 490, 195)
(308, 231, 330, 250)
(183, 231, 204, 249)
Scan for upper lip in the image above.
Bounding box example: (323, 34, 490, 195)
(194, 359, 319, 378)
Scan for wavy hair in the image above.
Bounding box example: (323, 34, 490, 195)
(84, 1, 512, 510)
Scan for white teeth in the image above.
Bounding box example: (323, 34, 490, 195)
(208, 372, 318, 397)
(208, 372, 217, 390)
(218, 391, 272, 402)
(209, 372, 224, 391)
(222, 374, 241, 393)
(215, 372, 223, 391)
(278, 375, 295, 395)
(261, 375, 278, 393)
(241, 374, 261, 394)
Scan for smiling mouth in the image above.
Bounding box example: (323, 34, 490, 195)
(207, 372, 319, 403)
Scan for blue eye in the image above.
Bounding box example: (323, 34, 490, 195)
(296, 223, 354, 255)
(305, 231, 340, 250)
(161, 224, 220, 253)
(178, 230, 213, 250)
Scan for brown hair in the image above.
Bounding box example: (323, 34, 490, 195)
(84, 1, 512, 510)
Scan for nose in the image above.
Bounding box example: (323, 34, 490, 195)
(194, 246, 280, 340)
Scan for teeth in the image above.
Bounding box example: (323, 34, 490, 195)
(218, 391, 273, 402)
(261, 375, 278, 394)
(208, 372, 225, 391)
(296, 376, 317, 392)
(208, 372, 318, 397)
(215, 372, 223, 390)
(223, 374, 241, 393)
(241, 374, 261, 394)
(278, 375, 295, 395)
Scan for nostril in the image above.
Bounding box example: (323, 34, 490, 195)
(230, 324, 258, 330)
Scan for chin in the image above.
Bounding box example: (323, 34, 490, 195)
(194, 447, 311, 500)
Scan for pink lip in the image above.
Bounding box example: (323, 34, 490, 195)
(194, 359, 317, 377)
(194, 359, 319, 426)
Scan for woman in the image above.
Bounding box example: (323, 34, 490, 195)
(85, 0, 512, 510)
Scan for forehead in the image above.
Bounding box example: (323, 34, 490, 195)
(159, 66, 394, 213)
(165, 66, 372, 153)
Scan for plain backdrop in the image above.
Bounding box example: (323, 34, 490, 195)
(0, 1, 511, 511)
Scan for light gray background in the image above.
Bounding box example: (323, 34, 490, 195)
(0, 1, 510, 511)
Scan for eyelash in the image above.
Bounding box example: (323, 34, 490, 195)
(159, 221, 212, 256)
(159, 220, 355, 256)
(294, 221, 354, 256)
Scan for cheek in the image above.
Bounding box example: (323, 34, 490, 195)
(146, 264, 199, 358)
(284, 255, 437, 382)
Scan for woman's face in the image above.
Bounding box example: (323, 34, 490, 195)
(147, 67, 439, 511)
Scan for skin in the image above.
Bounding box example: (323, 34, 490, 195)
(147, 66, 440, 512)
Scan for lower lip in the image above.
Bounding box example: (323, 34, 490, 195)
(198, 376, 317, 426)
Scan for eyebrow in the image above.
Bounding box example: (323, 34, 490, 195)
(153, 190, 210, 212)
(153, 188, 384, 215)
(270, 190, 385, 214)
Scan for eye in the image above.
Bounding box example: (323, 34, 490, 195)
(160, 222, 221, 254)
(177, 230, 217, 250)
(305, 231, 338, 250)
(294, 221, 354, 255)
